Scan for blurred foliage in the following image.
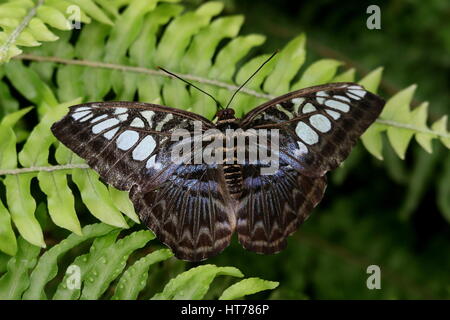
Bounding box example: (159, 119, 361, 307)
(0, 0, 449, 300)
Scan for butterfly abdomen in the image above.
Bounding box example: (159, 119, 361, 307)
(223, 163, 243, 198)
(216, 113, 244, 199)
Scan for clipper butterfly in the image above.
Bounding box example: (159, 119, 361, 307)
(52, 80, 385, 261)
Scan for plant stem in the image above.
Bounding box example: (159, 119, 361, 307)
(11, 53, 450, 140)
(14, 54, 272, 100)
(0, 164, 89, 176)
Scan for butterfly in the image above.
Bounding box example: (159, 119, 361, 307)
(51, 65, 385, 261)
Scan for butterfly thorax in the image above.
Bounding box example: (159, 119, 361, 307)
(216, 108, 236, 121)
(215, 108, 243, 199)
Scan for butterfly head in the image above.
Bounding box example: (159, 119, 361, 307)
(216, 108, 236, 121)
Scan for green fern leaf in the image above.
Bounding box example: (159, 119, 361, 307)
(0, 0, 114, 63)
(292, 58, 342, 89)
(23, 223, 116, 299)
(219, 278, 279, 300)
(53, 229, 120, 300)
(0, 198, 16, 256)
(0, 237, 40, 300)
(112, 249, 173, 300)
(80, 230, 154, 299)
(152, 264, 244, 300)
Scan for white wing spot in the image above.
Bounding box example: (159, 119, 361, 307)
(333, 95, 351, 103)
(326, 109, 341, 120)
(103, 127, 119, 140)
(292, 98, 305, 113)
(140, 111, 155, 126)
(92, 118, 119, 134)
(79, 113, 94, 122)
(294, 141, 308, 156)
(114, 107, 127, 114)
(132, 135, 156, 161)
(72, 111, 90, 120)
(130, 118, 144, 128)
(349, 89, 366, 98)
(302, 103, 316, 113)
(146, 155, 162, 170)
(156, 113, 174, 131)
(295, 121, 319, 145)
(117, 130, 139, 150)
(73, 107, 91, 112)
(310, 114, 332, 133)
(316, 91, 329, 104)
(346, 92, 361, 100)
(91, 114, 108, 123)
(325, 99, 350, 112)
(117, 113, 128, 122)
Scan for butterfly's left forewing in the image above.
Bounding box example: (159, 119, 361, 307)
(51, 102, 235, 261)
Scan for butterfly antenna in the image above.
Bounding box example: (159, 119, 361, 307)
(158, 67, 224, 110)
(224, 50, 279, 110)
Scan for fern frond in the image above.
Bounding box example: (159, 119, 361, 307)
(362, 84, 450, 160)
(0, 0, 113, 64)
(0, 224, 278, 300)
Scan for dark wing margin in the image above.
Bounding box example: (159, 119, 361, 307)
(51, 101, 236, 261)
(240, 82, 385, 177)
(237, 162, 326, 254)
